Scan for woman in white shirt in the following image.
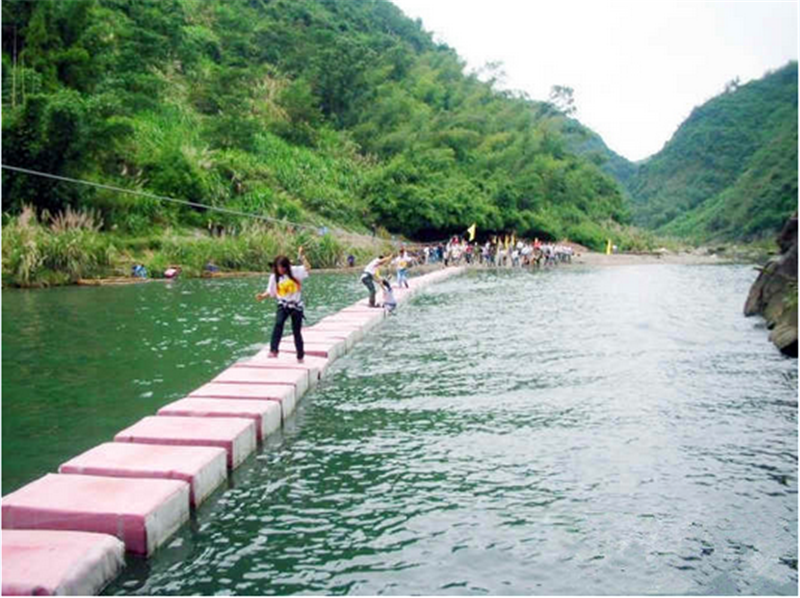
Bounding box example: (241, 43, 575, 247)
(361, 254, 393, 307)
(256, 247, 311, 362)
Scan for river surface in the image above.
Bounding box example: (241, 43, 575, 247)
(2, 265, 796, 595)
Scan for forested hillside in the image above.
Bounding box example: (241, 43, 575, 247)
(1, 0, 629, 250)
(627, 62, 798, 241)
(559, 119, 637, 195)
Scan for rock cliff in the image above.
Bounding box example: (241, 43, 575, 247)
(744, 213, 798, 357)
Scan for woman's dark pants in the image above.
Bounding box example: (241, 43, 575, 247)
(270, 306, 304, 358)
(361, 273, 377, 306)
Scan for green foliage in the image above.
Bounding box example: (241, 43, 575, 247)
(270, 78, 322, 146)
(2, 206, 115, 286)
(627, 62, 798, 241)
(2, 0, 628, 252)
(139, 226, 366, 277)
(2, 209, 381, 286)
(558, 118, 638, 192)
(566, 221, 607, 251)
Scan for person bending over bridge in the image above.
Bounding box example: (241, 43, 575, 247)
(361, 254, 393, 307)
(256, 246, 311, 363)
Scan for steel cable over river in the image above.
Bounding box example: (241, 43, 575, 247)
(2, 264, 796, 595)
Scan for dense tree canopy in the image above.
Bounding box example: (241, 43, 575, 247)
(625, 62, 798, 241)
(2, 0, 628, 247)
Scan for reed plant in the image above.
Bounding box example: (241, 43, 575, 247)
(3, 206, 394, 287)
(2, 205, 116, 286)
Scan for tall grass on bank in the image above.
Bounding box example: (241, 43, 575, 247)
(146, 223, 374, 276)
(2, 207, 392, 287)
(2, 206, 116, 286)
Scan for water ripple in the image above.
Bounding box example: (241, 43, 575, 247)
(102, 265, 798, 595)
(9, 265, 794, 595)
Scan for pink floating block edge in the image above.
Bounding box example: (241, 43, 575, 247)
(2, 529, 126, 596)
(1, 473, 190, 556)
(58, 442, 227, 508)
(157, 398, 282, 442)
(114, 416, 257, 469)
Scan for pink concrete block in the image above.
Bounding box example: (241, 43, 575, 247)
(277, 338, 344, 359)
(312, 321, 370, 334)
(232, 361, 313, 389)
(320, 309, 378, 319)
(300, 329, 351, 342)
(305, 329, 361, 347)
(343, 299, 382, 309)
(331, 311, 374, 326)
(2, 530, 125, 596)
(300, 329, 358, 350)
(188, 383, 297, 419)
(114, 416, 256, 469)
(340, 306, 383, 316)
(213, 365, 309, 396)
(247, 354, 330, 377)
(59, 442, 227, 507)
(158, 398, 282, 442)
(319, 312, 383, 330)
(2, 474, 189, 556)
(245, 354, 329, 386)
(298, 328, 347, 337)
(307, 323, 363, 336)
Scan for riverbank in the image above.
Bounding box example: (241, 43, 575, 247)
(3, 205, 773, 288)
(6, 249, 762, 289)
(1, 207, 397, 288)
(68, 253, 745, 287)
(574, 251, 737, 267)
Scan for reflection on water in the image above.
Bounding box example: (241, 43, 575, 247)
(3, 265, 797, 595)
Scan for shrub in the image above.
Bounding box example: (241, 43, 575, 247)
(2, 205, 115, 286)
(566, 221, 607, 252)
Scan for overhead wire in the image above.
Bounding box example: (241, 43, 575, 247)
(0, 164, 388, 243)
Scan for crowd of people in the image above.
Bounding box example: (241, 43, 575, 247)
(413, 236, 575, 268)
(257, 236, 577, 363)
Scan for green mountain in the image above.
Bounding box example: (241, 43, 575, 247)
(627, 62, 798, 241)
(559, 118, 637, 195)
(1, 0, 628, 248)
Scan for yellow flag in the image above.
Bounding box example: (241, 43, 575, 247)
(467, 223, 477, 241)
(504, 235, 509, 250)
(511, 234, 516, 247)
(605, 239, 612, 255)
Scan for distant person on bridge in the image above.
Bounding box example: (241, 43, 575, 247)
(393, 248, 413, 288)
(256, 246, 311, 363)
(361, 254, 393, 307)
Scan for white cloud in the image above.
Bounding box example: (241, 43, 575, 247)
(391, 0, 798, 161)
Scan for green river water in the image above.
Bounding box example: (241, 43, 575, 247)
(2, 265, 797, 595)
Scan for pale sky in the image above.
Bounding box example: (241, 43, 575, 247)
(391, 0, 798, 161)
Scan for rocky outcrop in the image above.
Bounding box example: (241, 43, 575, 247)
(744, 213, 798, 357)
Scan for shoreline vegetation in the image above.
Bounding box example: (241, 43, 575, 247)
(1, 205, 776, 289)
(1, 205, 396, 288)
